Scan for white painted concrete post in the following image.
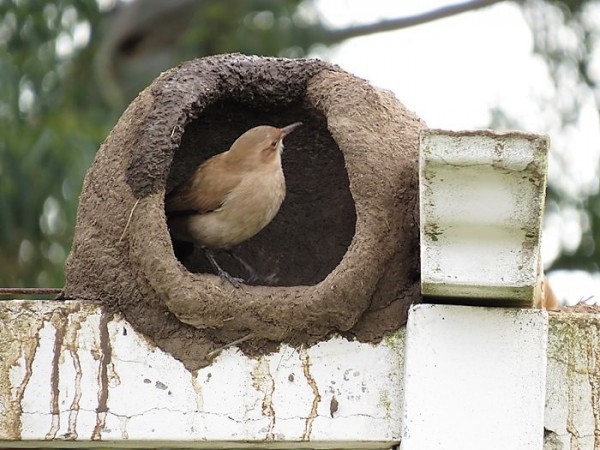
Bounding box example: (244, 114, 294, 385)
(404, 129, 552, 450)
(400, 304, 548, 450)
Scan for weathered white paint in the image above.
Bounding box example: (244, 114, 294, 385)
(0, 300, 404, 449)
(0, 301, 598, 449)
(544, 312, 600, 450)
(419, 130, 548, 303)
(401, 304, 548, 450)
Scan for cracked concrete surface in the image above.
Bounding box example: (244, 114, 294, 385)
(1, 301, 598, 448)
(300, 348, 321, 441)
(0, 301, 404, 446)
(545, 311, 600, 450)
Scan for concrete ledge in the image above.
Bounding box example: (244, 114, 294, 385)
(419, 130, 548, 303)
(0, 301, 403, 448)
(0, 301, 598, 449)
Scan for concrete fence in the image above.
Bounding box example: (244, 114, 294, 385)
(0, 301, 598, 449)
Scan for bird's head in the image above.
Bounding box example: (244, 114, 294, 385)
(228, 122, 302, 168)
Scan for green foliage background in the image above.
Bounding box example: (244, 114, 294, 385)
(0, 0, 598, 288)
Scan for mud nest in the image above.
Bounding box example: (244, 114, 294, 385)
(64, 54, 423, 371)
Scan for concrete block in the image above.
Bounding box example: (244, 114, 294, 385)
(419, 130, 549, 303)
(2, 301, 598, 449)
(401, 304, 548, 450)
(0, 300, 404, 448)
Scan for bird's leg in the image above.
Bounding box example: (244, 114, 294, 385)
(226, 250, 278, 285)
(226, 250, 260, 282)
(204, 248, 244, 288)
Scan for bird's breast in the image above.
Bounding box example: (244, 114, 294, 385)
(185, 168, 286, 249)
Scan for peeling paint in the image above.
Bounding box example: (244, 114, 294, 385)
(65, 306, 85, 440)
(191, 369, 204, 411)
(584, 323, 600, 449)
(1, 301, 597, 448)
(118, 415, 130, 439)
(92, 411, 107, 441)
(0, 301, 97, 441)
(329, 395, 338, 417)
(91, 310, 113, 441)
(300, 347, 321, 441)
(45, 309, 67, 440)
(0, 304, 45, 439)
(251, 357, 276, 440)
(547, 313, 600, 449)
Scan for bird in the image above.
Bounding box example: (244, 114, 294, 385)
(165, 122, 303, 287)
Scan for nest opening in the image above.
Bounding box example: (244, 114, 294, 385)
(165, 99, 357, 286)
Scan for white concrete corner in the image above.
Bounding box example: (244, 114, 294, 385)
(419, 129, 549, 303)
(400, 304, 548, 450)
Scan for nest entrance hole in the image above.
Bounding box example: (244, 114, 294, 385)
(165, 100, 357, 287)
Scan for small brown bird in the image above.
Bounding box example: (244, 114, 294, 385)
(166, 122, 302, 287)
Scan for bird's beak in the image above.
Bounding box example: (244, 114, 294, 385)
(281, 122, 303, 137)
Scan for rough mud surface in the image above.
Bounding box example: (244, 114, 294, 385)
(63, 54, 424, 371)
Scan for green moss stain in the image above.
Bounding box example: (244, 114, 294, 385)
(379, 391, 393, 420)
(424, 223, 443, 242)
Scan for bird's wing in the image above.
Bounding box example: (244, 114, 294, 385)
(165, 153, 241, 215)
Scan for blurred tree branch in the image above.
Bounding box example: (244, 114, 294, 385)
(99, 0, 510, 106)
(324, 0, 507, 42)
